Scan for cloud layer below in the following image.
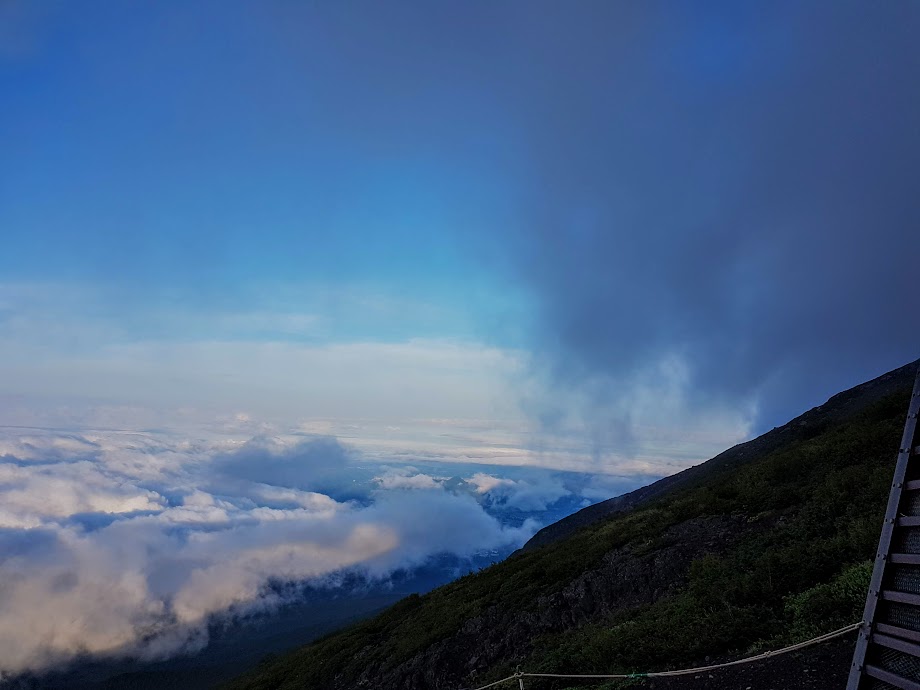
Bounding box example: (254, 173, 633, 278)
(0, 429, 554, 675)
(0, 419, 707, 677)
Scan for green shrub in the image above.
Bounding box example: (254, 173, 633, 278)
(783, 560, 872, 639)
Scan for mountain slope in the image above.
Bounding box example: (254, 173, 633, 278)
(523, 360, 917, 552)
(225, 360, 918, 690)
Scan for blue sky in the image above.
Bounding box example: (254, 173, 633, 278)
(2, 0, 920, 461)
(1, 3, 519, 332)
(1, 3, 540, 446)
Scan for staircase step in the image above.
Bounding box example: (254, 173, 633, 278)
(873, 631, 920, 657)
(865, 664, 920, 690)
(876, 623, 920, 644)
(882, 590, 920, 606)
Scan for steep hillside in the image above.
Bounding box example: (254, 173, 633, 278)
(523, 361, 917, 552)
(225, 361, 918, 690)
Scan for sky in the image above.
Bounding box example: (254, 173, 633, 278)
(1, 0, 920, 676)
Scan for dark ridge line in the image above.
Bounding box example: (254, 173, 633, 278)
(519, 358, 920, 553)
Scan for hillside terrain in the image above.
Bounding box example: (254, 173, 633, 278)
(225, 361, 919, 690)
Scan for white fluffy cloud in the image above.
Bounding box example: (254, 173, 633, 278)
(467, 472, 570, 511)
(0, 461, 166, 527)
(372, 467, 443, 490)
(0, 429, 537, 675)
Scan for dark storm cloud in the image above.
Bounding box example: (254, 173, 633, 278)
(255, 0, 920, 433)
(265, 0, 920, 431)
(216, 437, 359, 496)
(489, 1, 920, 429)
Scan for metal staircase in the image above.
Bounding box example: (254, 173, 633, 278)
(848, 367, 920, 689)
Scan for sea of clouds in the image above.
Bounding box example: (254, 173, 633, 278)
(0, 425, 651, 677)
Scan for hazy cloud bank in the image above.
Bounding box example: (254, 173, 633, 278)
(0, 427, 627, 675)
(0, 430, 553, 675)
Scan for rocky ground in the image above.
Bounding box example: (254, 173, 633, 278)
(346, 515, 762, 690)
(639, 639, 854, 690)
(497, 639, 855, 690)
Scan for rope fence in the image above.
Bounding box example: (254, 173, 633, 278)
(464, 621, 862, 689)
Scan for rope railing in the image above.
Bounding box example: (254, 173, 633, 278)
(464, 621, 861, 689)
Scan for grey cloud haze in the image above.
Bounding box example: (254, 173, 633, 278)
(494, 2, 920, 434)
